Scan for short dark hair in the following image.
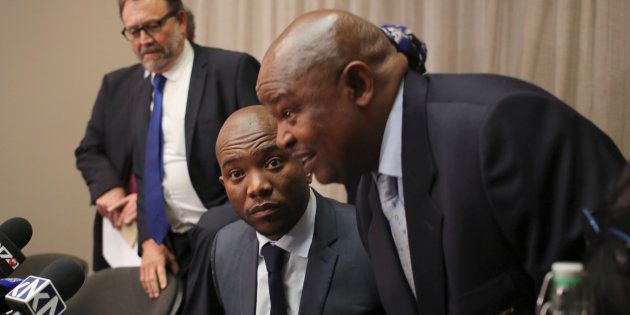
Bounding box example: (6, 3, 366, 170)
(118, 0, 184, 19)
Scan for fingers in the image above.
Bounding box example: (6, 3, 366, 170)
(139, 240, 178, 299)
(157, 263, 168, 291)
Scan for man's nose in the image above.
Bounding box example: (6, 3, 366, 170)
(139, 29, 154, 45)
(276, 121, 296, 150)
(247, 170, 272, 199)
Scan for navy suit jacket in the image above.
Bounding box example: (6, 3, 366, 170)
(211, 190, 384, 315)
(356, 70, 626, 314)
(132, 43, 260, 246)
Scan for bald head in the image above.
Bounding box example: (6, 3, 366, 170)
(257, 9, 396, 95)
(216, 105, 277, 157)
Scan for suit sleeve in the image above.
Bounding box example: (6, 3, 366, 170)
(75, 75, 124, 203)
(234, 53, 260, 108)
(479, 91, 626, 288)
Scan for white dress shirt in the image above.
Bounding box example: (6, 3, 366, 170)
(150, 40, 206, 233)
(255, 189, 316, 315)
(373, 79, 417, 298)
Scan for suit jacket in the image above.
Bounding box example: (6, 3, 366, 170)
(356, 70, 626, 314)
(75, 64, 145, 270)
(132, 43, 260, 245)
(211, 190, 383, 315)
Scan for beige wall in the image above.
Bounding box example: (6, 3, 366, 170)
(0, 1, 136, 267)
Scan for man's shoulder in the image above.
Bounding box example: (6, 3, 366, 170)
(422, 72, 552, 105)
(214, 220, 253, 250)
(192, 44, 257, 65)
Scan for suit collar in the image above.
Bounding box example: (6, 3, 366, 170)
(240, 227, 258, 315)
(401, 69, 446, 314)
(184, 42, 208, 160)
(298, 191, 339, 314)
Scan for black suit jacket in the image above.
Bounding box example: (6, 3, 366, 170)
(356, 70, 626, 314)
(211, 190, 383, 314)
(133, 43, 260, 246)
(75, 64, 145, 270)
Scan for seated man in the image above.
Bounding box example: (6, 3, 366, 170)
(209, 105, 383, 314)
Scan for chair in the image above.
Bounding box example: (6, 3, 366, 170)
(64, 267, 182, 315)
(12, 253, 89, 278)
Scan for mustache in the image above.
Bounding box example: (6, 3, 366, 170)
(140, 43, 165, 55)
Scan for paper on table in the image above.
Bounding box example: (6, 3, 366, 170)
(102, 219, 142, 267)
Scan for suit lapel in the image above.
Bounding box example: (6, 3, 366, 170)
(237, 230, 258, 315)
(402, 70, 446, 314)
(184, 43, 207, 161)
(132, 71, 153, 160)
(359, 175, 418, 314)
(298, 192, 339, 315)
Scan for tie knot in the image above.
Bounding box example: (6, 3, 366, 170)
(377, 174, 398, 202)
(261, 243, 286, 273)
(153, 74, 166, 92)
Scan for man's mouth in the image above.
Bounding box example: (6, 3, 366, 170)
(249, 202, 280, 219)
(296, 151, 317, 172)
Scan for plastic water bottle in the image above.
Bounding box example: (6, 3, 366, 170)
(537, 262, 592, 314)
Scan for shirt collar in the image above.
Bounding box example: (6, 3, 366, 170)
(257, 188, 316, 259)
(377, 79, 404, 178)
(146, 39, 194, 81)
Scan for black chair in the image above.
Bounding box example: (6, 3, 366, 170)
(64, 267, 182, 315)
(12, 253, 89, 278)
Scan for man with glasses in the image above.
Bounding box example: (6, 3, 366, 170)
(76, 0, 259, 303)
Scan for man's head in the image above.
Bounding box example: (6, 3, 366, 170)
(216, 106, 311, 241)
(119, 0, 187, 73)
(256, 9, 408, 185)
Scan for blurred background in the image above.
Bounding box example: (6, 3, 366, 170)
(0, 0, 628, 270)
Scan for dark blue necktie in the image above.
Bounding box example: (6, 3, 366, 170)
(144, 74, 169, 244)
(261, 243, 287, 315)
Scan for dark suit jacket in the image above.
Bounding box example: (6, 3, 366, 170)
(211, 190, 383, 315)
(356, 70, 626, 314)
(132, 43, 260, 246)
(75, 64, 145, 271)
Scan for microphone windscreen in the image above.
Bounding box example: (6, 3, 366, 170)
(39, 257, 85, 301)
(0, 218, 32, 249)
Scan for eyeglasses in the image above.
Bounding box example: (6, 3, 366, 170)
(121, 9, 179, 41)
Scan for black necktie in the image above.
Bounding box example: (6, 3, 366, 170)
(261, 243, 287, 315)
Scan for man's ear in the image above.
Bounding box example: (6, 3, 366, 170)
(306, 172, 313, 184)
(341, 61, 374, 107)
(219, 176, 225, 186)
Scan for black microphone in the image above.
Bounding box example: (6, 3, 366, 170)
(1, 277, 23, 313)
(0, 218, 32, 278)
(4, 257, 85, 315)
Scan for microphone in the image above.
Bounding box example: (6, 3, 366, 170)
(0, 218, 32, 277)
(1, 278, 23, 313)
(4, 257, 85, 315)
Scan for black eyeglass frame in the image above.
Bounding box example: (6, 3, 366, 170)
(121, 9, 180, 41)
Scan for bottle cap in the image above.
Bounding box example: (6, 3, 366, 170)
(551, 262, 584, 285)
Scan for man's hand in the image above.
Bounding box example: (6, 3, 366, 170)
(140, 239, 180, 299)
(95, 187, 126, 225)
(109, 193, 138, 228)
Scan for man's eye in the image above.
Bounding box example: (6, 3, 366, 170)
(145, 22, 161, 32)
(282, 109, 293, 119)
(128, 27, 141, 37)
(265, 157, 283, 169)
(229, 170, 243, 179)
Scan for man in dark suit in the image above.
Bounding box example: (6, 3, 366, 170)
(208, 105, 382, 314)
(256, 9, 626, 314)
(75, 4, 198, 273)
(115, 0, 259, 300)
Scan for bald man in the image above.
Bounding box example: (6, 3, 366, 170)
(257, 9, 626, 314)
(202, 106, 382, 314)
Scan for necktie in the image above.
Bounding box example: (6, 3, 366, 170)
(144, 74, 169, 244)
(375, 173, 417, 298)
(261, 243, 287, 315)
